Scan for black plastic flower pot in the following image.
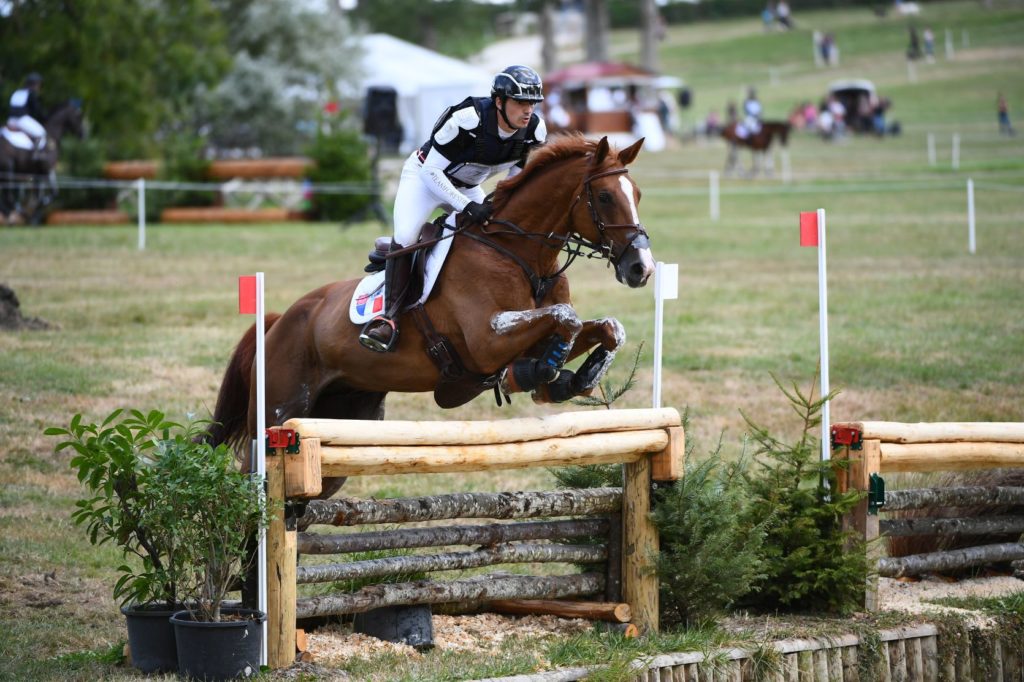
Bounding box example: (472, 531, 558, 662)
(353, 604, 434, 650)
(170, 607, 265, 680)
(121, 603, 182, 674)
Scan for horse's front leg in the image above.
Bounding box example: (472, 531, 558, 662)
(470, 303, 584, 397)
(532, 317, 626, 404)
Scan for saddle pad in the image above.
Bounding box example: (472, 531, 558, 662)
(1, 127, 33, 150)
(348, 271, 386, 324)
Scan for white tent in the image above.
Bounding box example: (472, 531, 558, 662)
(354, 34, 494, 154)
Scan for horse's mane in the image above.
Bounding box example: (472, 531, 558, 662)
(492, 133, 603, 213)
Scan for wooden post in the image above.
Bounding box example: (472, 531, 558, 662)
(266, 450, 296, 669)
(623, 456, 658, 634)
(651, 426, 684, 482)
(846, 440, 881, 611)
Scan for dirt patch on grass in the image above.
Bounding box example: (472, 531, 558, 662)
(0, 283, 54, 331)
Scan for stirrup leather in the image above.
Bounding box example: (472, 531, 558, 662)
(359, 316, 398, 353)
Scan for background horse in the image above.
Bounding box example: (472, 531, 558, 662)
(0, 99, 84, 224)
(210, 134, 657, 499)
(721, 120, 791, 176)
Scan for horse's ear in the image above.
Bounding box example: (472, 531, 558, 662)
(592, 136, 610, 165)
(617, 137, 644, 166)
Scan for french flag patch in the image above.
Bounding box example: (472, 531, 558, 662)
(356, 290, 384, 316)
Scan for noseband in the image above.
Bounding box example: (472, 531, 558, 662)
(573, 167, 649, 266)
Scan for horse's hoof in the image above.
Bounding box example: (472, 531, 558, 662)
(572, 348, 611, 393)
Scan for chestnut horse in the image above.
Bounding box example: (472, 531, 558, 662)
(209, 134, 656, 498)
(721, 120, 791, 176)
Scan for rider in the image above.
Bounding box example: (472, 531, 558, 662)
(358, 65, 548, 353)
(7, 73, 46, 152)
(742, 86, 762, 137)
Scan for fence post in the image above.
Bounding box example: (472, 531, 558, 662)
(623, 455, 658, 634)
(266, 448, 296, 669)
(847, 440, 881, 611)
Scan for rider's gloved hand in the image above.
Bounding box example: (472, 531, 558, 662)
(462, 201, 493, 224)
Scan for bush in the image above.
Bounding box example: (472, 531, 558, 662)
(737, 376, 868, 614)
(58, 137, 117, 210)
(148, 133, 214, 221)
(652, 445, 769, 627)
(304, 115, 373, 221)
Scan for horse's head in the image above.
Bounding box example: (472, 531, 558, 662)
(47, 100, 85, 142)
(574, 137, 656, 288)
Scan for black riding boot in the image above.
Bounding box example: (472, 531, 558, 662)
(359, 240, 413, 353)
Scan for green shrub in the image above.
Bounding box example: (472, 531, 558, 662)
(652, 445, 769, 627)
(148, 133, 214, 221)
(58, 137, 117, 210)
(737, 376, 868, 614)
(304, 115, 373, 221)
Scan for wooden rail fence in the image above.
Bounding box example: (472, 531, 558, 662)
(834, 421, 1024, 610)
(263, 408, 684, 669)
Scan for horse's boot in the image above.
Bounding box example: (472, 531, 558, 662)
(359, 240, 413, 353)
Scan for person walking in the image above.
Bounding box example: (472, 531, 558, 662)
(998, 92, 1016, 136)
(358, 65, 547, 353)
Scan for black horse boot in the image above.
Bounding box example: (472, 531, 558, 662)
(359, 240, 413, 353)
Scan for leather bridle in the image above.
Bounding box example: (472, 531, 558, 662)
(570, 166, 649, 266)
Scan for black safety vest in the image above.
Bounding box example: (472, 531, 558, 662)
(418, 97, 542, 187)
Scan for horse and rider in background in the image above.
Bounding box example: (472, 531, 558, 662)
(0, 73, 84, 225)
(720, 87, 791, 176)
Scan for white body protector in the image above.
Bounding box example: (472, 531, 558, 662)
(7, 88, 46, 150)
(739, 97, 762, 138)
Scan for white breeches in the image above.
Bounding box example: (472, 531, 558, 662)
(392, 152, 485, 247)
(8, 115, 45, 145)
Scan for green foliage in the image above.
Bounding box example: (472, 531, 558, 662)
(58, 136, 117, 210)
(305, 116, 373, 221)
(150, 133, 214, 220)
(652, 445, 769, 627)
(349, 0, 501, 59)
(0, 0, 231, 159)
(737, 375, 868, 614)
(145, 428, 269, 622)
(46, 409, 188, 607)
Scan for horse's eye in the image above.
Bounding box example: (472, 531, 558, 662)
(598, 191, 612, 204)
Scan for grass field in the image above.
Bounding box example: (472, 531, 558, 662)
(1, 2, 1023, 680)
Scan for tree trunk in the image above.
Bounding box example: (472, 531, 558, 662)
(883, 486, 1024, 510)
(584, 0, 609, 62)
(296, 543, 607, 584)
(640, 0, 659, 72)
(298, 517, 608, 554)
(540, 0, 557, 73)
(881, 515, 1024, 537)
(295, 572, 604, 618)
(878, 542, 1024, 577)
(300, 488, 621, 527)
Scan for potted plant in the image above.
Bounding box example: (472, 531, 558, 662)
(150, 430, 270, 680)
(47, 409, 190, 674)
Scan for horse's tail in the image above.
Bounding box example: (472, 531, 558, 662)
(207, 313, 282, 451)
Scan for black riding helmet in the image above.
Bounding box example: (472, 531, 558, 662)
(25, 73, 43, 87)
(492, 65, 544, 130)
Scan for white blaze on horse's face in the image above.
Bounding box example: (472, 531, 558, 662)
(617, 175, 656, 285)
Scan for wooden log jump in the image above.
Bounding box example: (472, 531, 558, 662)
(833, 421, 1024, 611)
(159, 207, 296, 223)
(103, 157, 312, 180)
(264, 408, 683, 669)
(46, 209, 131, 225)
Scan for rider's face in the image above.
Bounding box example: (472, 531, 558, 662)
(500, 98, 536, 131)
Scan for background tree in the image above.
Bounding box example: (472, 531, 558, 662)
(0, 0, 230, 159)
(583, 0, 610, 62)
(346, 0, 502, 59)
(198, 0, 361, 155)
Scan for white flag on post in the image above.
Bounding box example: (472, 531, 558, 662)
(652, 262, 679, 409)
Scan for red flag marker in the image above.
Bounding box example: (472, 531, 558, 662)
(799, 211, 819, 246)
(238, 275, 257, 314)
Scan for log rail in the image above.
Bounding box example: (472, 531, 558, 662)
(264, 408, 684, 669)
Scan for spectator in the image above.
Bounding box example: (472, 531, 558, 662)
(704, 109, 720, 138)
(923, 27, 936, 63)
(802, 101, 818, 130)
(998, 92, 1016, 136)
(907, 25, 922, 60)
(775, 1, 793, 30)
(725, 100, 738, 125)
(762, 3, 775, 32)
